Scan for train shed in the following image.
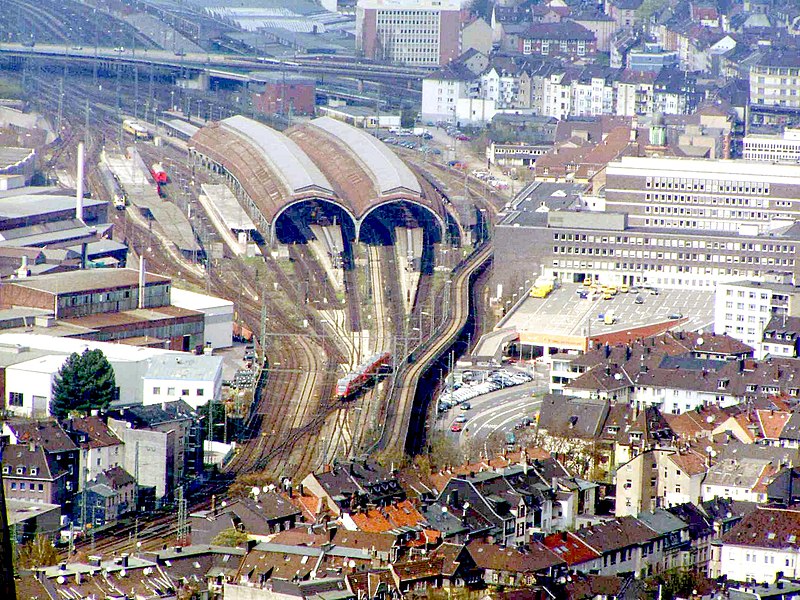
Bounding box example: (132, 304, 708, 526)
(189, 115, 448, 246)
(189, 115, 343, 244)
(288, 116, 446, 240)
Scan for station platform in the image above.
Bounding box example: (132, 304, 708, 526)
(198, 184, 260, 258)
(395, 226, 422, 314)
(309, 224, 343, 292)
(104, 149, 200, 254)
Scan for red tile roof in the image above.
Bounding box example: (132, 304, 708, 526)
(542, 532, 601, 566)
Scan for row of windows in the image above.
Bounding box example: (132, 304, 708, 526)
(152, 386, 205, 397)
(645, 177, 771, 195)
(641, 193, 776, 207)
(9, 482, 44, 491)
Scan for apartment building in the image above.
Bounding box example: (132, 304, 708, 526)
(749, 51, 800, 111)
(743, 128, 800, 164)
(356, 0, 461, 66)
(421, 63, 479, 123)
(713, 278, 800, 354)
(605, 156, 800, 234)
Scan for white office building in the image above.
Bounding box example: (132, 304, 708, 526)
(743, 128, 800, 164)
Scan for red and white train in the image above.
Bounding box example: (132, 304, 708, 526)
(151, 162, 168, 184)
(336, 351, 391, 398)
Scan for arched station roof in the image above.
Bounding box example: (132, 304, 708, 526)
(288, 118, 445, 232)
(191, 115, 446, 241)
(189, 116, 339, 225)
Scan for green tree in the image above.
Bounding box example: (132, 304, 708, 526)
(211, 527, 249, 547)
(400, 106, 417, 129)
(51, 349, 116, 419)
(16, 534, 57, 570)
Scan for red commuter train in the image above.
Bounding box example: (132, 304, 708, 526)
(151, 162, 168, 184)
(336, 351, 392, 398)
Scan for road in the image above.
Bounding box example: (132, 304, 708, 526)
(435, 364, 549, 448)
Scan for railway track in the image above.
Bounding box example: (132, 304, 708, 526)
(378, 243, 493, 456)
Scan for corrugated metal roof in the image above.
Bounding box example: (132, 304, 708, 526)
(220, 116, 334, 196)
(309, 117, 422, 196)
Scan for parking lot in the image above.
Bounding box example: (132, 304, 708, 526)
(438, 367, 533, 423)
(502, 283, 715, 342)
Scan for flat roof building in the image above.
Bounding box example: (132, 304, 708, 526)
(604, 156, 800, 234)
(356, 0, 461, 66)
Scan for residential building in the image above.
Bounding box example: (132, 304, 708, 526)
(605, 0, 643, 30)
(520, 21, 597, 60)
(572, 10, 616, 52)
(761, 315, 800, 359)
(1, 419, 80, 504)
(720, 506, 800, 582)
(714, 279, 800, 354)
(355, 0, 461, 67)
(189, 494, 302, 544)
(83, 465, 136, 525)
(1, 442, 69, 507)
(614, 70, 656, 116)
(67, 415, 124, 488)
(107, 400, 203, 505)
(466, 541, 564, 587)
(301, 459, 405, 518)
(749, 51, 800, 112)
(743, 128, 800, 164)
(702, 444, 796, 503)
(461, 18, 492, 56)
(421, 63, 478, 124)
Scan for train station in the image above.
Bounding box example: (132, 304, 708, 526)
(188, 115, 448, 247)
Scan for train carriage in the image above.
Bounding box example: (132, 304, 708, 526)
(336, 351, 391, 398)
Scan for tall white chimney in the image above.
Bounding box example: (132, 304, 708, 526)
(138, 255, 146, 309)
(76, 142, 85, 221)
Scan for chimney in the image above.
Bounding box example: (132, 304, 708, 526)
(138, 256, 146, 309)
(80, 243, 88, 270)
(76, 142, 85, 221)
(16, 255, 29, 279)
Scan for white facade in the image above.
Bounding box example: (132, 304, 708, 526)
(421, 77, 470, 123)
(542, 73, 571, 120)
(141, 354, 223, 409)
(744, 129, 800, 164)
(171, 288, 234, 349)
(356, 0, 460, 66)
(720, 544, 800, 583)
(455, 97, 496, 125)
(714, 281, 797, 356)
(633, 385, 738, 415)
(4, 355, 65, 418)
(0, 334, 222, 416)
(80, 442, 123, 490)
